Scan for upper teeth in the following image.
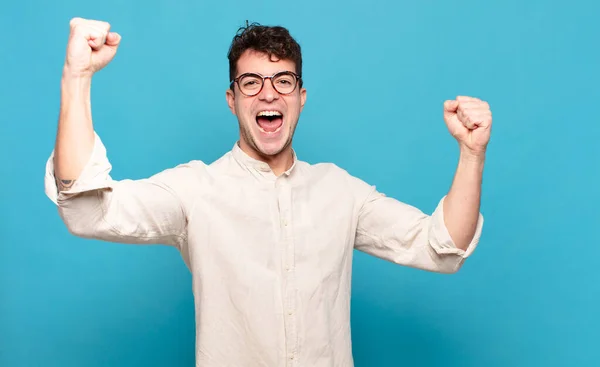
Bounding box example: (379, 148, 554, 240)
(257, 111, 282, 117)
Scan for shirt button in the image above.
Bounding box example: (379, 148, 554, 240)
(283, 219, 288, 226)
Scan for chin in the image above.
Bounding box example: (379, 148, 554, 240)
(254, 136, 289, 157)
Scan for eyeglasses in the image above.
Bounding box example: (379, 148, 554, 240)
(230, 71, 302, 97)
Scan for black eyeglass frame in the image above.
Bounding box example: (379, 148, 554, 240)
(230, 71, 303, 96)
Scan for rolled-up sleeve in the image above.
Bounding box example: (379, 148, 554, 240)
(354, 186, 484, 274)
(45, 132, 113, 205)
(44, 132, 196, 249)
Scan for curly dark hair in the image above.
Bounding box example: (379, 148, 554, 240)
(227, 22, 303, 88)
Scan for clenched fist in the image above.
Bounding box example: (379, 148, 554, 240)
(443, 96, 492, 156)
(64, 17, 121, 78)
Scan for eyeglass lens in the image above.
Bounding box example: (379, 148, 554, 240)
(238, 72, 297, 95)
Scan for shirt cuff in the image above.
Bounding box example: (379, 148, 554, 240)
(428, 195, 484, 258)
(44, 132, 114, 205)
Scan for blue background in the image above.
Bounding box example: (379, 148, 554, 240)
(1, 0, 599, 366)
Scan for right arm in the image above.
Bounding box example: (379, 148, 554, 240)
(54, 17, 119, 189)
(54, 72, 94, 192)
(47, 18, 196, 249)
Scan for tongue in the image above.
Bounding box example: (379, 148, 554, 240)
(257, 117, 283, 132)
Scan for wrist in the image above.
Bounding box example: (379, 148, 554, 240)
(62, 65, 93, 84)
(61, 68, 92, 99)
(458, 144, 486, 164)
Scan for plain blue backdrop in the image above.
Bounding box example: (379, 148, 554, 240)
(1, 0, 599, 366)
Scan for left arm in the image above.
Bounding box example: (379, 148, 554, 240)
(443, 150, 485, 251)
(353, 95, 491, 273)
(442, 95, 492, 251)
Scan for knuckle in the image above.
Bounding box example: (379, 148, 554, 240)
(92, 20, 111, 31)
(69, 17, 82, 28)
(70, 23, 87, 36)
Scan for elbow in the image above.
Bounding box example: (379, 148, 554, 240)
(56, 193, 104, 239)
(427, 241, 468, 274)
(445, 261, 465, 274)
(434, 259, 465, 274)
(58, 206, 96, 239)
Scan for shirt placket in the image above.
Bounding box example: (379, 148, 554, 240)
(276, 177, 297, 366)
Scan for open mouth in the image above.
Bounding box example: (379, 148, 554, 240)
(256, 110, 284, 134)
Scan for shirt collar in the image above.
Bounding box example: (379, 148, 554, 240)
(231, 141, 298, 177)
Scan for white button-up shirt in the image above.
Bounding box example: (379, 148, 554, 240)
(44, 132, 483, 367)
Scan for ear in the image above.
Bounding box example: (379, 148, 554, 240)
(299, 87, 307, 112)
(226, 88, 236, 115)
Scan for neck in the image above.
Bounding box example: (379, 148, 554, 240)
(239, 141, 294, 176)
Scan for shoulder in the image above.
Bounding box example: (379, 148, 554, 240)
(296, 160, 376, 197)
(297, 160, 349, 176)
(151, 159, 209, 179)
(154, 150, 241, 187)
(146, 159, 211, 194)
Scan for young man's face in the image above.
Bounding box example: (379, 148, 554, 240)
(226, 49, 306, 160)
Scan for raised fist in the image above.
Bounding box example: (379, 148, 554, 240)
(64, 17, 121, 77)
(443, 96, 492, 156)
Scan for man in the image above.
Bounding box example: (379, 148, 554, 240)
(45, 17, 490, 367)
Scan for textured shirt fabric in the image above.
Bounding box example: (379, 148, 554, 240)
(44, 132, 484, 367)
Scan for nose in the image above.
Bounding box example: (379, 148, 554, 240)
(257, 78, 279, 102)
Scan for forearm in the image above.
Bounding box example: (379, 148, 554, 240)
(443, 148, 485, 251)
(53, 68, 96, 191)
